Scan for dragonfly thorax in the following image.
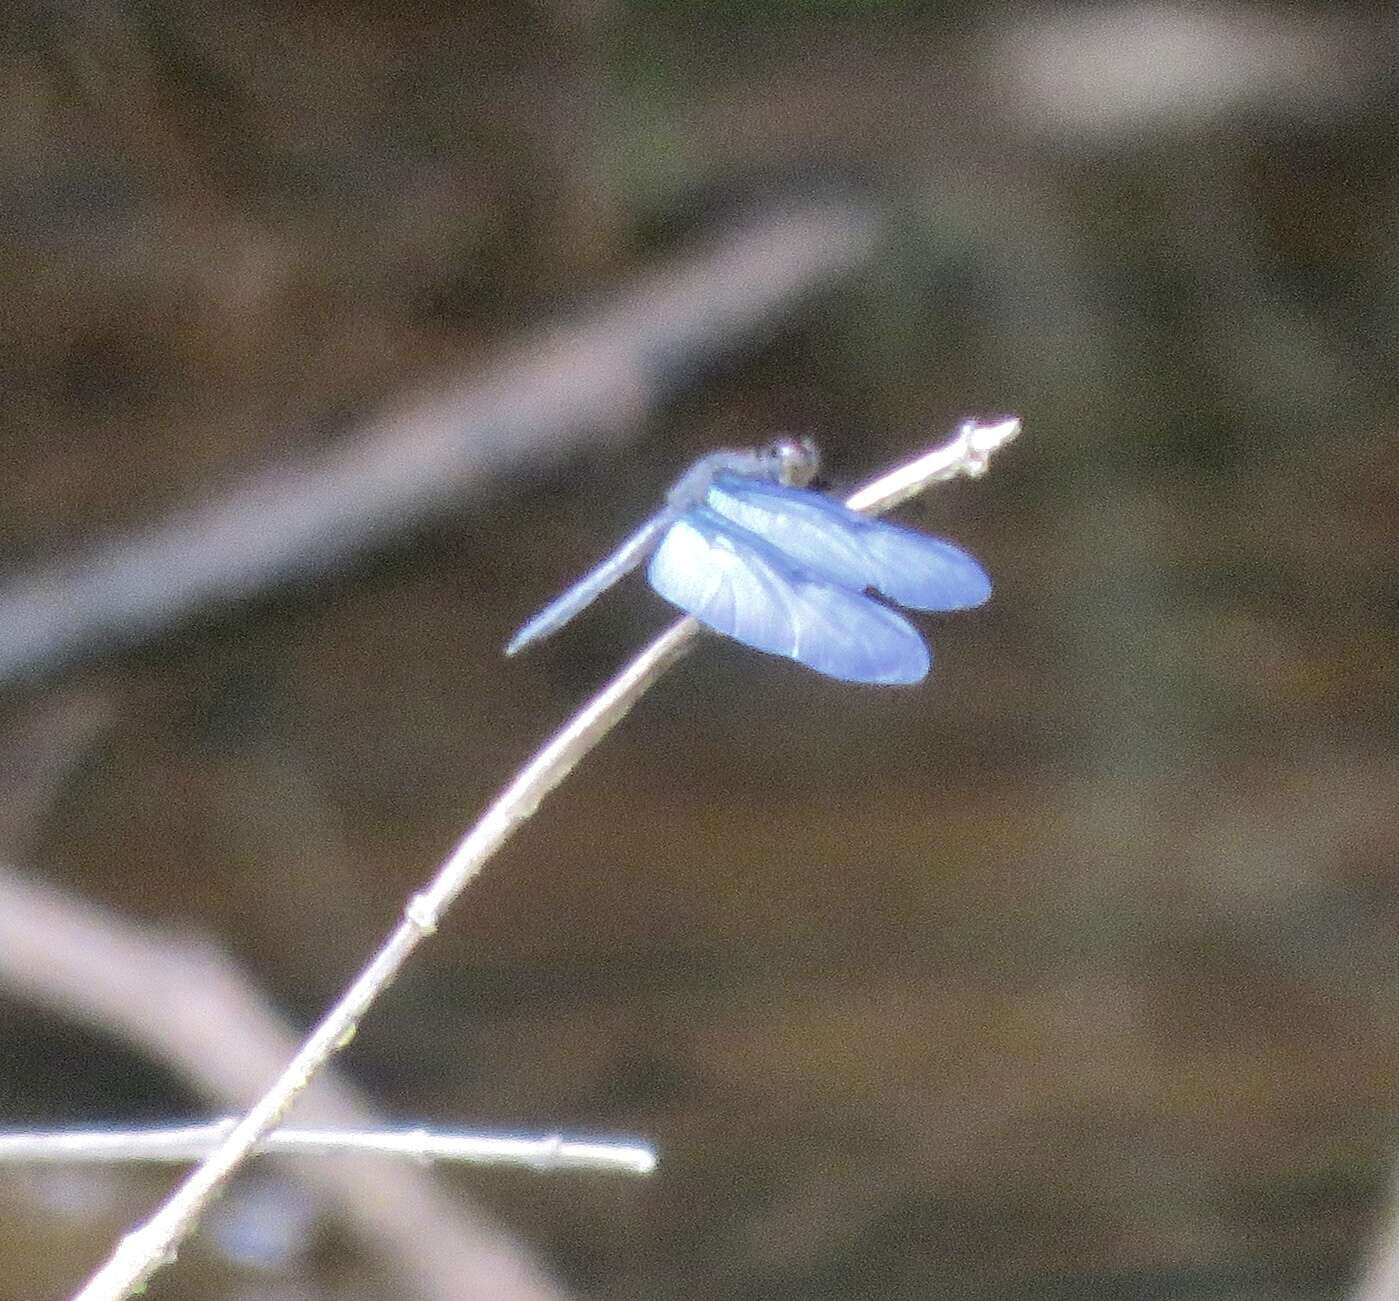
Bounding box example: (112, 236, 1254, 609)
(664, 436, 819, 509)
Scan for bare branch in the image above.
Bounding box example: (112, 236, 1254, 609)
(0, 198, 879, 688)
(0, 865, 572, 1301)
(0, 1122, 655, 1176)
(70, 415, 1021, 1301)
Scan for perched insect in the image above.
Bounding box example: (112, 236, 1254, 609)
(505, 437, 991, 684)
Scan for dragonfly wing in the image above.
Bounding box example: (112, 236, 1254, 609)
(505, 511, 675, 655)
(705, 472, 991, 611)
(647, 509, 930, 684)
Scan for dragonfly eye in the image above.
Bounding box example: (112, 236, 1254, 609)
(766, 436, 820, 488)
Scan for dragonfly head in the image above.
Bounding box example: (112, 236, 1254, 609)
(762, 436, 820, 488)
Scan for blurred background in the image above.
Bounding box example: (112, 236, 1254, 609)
(1, 2, 1397, 1298)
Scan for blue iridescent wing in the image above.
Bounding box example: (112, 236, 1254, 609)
(505, 510, 676, 655)
(704, 472, 991, 611)
(646, 507, 931, 684)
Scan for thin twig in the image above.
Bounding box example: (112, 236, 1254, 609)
(843, 416, 1022, 514)
(0, 1122, 655, 1176)
(71, 415, 1021, 1301)
(0, 864, 570, 1301)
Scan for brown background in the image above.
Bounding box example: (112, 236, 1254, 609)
(1, 3, 1397, 1298)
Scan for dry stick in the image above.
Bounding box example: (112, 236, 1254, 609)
(0, 703, 551, 1301)
(0, 1122, 655, 1175)
(0, 865, 571, 1301)
(0, 198, 879, 688)
(72, 415, 1022, 1301)
(0, 702, 570, 1298)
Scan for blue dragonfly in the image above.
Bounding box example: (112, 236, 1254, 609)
(505, 437, 991, 684)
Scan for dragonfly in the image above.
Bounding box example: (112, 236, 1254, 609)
(505, 437, 991, 684)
